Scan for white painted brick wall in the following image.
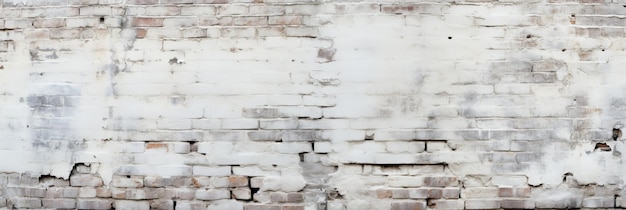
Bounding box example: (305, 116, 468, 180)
(0, 0, 625, 209)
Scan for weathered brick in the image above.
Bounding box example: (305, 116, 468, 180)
(111, 176, 143, 188)
(218, 5, 249, 16)
(221, 27, 256, 38)
(46, 187, 63, 198)
(232, 188, 252, 200)
(193, 166, 232, 176)
(176, 201, 207, 210)
(182, 28, 207, 38)
(8, 197, 41, 208)
(42, 198, 76, 209)
(77, 199, 112, 209)
(376, 189, 392, 198)
(80, 6, 112, 16)
(64, 187, 79, 198)
(228, 176, 249, 187)
(196, 0, 229, 3)
(69, 0, 99, 5)
(222, 119, 258, 129)
(391, 201, 427, 210)
(442, 188, 460, 199)
(167, 188, 196, 200)
(70, 174, 103, 187)
(391, 189, 410, 199)
(243, 204, 281, 210)
(150, 199, 174, 210)
(462, 187, 500, 198)
(96, 187, 112, 198)
(250, 5, 285, 15)
(126, 188, 165, 200)
(181, 6, 217, 16)
(269, 16, 303, 25)
(465, 199, 500, 209)
(582, 197, 614, 208)
(500, 199, 534, 209)
(79, 187, 97, 198)
(270, 192, 287, 202)
(423, 176, 458, 187)
(132, 17, 164, 27)
(127, 0, 159, 4)
(195, 189, 230, 200)
(287, 193, 304, 202)
(498, 187, 514, 197)
(200, 17, 233, 26)
(34, 19, 65, 28)
(282, 130, 322, 141)
(146, 6, 180, 16)
(408, 188, 442, 199)
(115, 200, 150, 210)
(163, 18, 197, 27)
(430, 200, 464, 209)
(4, 19, 33, 29)
(5, 187, 46, 197)
(234, 17, 268, 26)
(66, 18, 99, 28)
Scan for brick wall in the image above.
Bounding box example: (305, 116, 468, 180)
(0, 0, 625, 209)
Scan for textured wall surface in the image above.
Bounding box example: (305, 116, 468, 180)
(0, 0, 625, 209)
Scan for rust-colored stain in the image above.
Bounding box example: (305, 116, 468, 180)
(228, 176, 248, 187)
(191, 177, 201, 187)
(135, 29, 147, 39)
(146, 143, 167, 150)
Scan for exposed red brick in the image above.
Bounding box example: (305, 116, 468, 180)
(228, 176, 249, 187)
(287, 193, 304, 202)
(95, 188, 111, 198)
(376, 189, 392, 199)
(282, 205, 304, 210)
(146, 143, 167, 150)
(391, 201, 427, 210)
(499, 187, 514, 197)
(131, 18, 164, 27)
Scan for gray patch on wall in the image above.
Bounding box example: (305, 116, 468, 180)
(24, 84, 84, 177)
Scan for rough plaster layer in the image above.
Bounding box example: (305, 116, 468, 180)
(0, 0, 625, 209)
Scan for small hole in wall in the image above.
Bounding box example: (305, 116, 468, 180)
(99, 17, 105, 23)
(562, 172, 573, 182)
(562, 49, 566, 52)
(447, 37, 452, 40)
(613, 128, 622, 140)
(594, 142, 611, 151)
(602, 49, 605, 52)
(571, 14, 576, 17)
(299, 153, 305, 162)
(526, 34, 532, 39)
